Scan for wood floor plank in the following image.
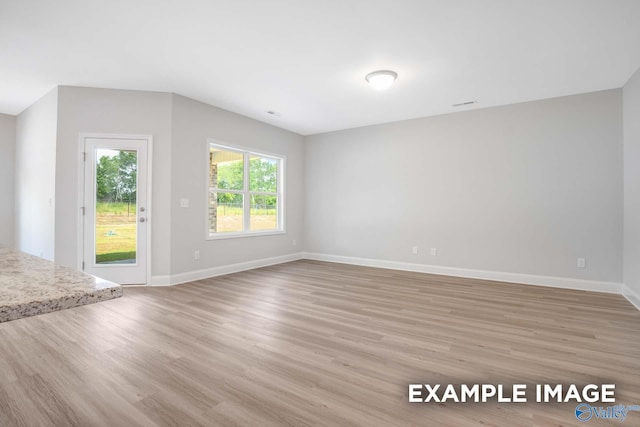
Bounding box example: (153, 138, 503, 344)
(0, 259, 639, 426)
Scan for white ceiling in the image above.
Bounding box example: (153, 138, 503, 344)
(1, 0, 640, 135)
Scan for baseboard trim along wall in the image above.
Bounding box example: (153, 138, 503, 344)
(622, 285, 640, 311)
(301, 252, 623, 294)
(148, 251, 639, 311)
(148, 275, 172, 286)
(149, 252, 304, 286)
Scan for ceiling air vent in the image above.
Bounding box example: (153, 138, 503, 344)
(452, 101, 477, 107)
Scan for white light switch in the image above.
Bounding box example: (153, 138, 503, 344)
(180, 198, 190, 208)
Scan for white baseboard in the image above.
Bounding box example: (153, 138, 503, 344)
(301, 252, 623, 294)
(148, 275, 172, 286)
(622, 285, 640, 311)
(144, 251, 632, 309)
(166, 252, 304, 286)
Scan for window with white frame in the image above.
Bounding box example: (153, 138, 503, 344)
(208, 142, 284, 237)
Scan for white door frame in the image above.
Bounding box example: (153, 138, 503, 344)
(77, 133, 153, 284)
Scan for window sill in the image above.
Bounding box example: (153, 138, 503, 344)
(206, 230, 286, 241)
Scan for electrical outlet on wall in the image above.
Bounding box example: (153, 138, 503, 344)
(430, 248, 438, 256)
(577, 258, 586, 268)
(194, 250, 200, 260)
(412, 246, 419, 254)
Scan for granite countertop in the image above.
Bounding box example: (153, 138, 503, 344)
(0, 247, 122, 322)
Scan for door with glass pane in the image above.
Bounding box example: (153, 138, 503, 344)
(83, 136, 149, 284)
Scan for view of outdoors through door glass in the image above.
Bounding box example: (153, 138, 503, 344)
(95, 149, 137, 264)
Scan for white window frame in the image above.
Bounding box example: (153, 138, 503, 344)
(206, 139, 285, 240)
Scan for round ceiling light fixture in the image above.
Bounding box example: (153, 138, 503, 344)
(365, 70, 398, 91)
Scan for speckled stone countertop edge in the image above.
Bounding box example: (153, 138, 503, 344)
(0, 247, 124, 323)
(0, 287, 123, 322)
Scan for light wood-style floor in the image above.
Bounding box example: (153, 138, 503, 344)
(0, 260, 639, 427)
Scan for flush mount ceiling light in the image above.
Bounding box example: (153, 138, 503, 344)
(365, 70, 398, 91)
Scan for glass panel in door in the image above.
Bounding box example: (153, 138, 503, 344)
(94, 149, 138, 264)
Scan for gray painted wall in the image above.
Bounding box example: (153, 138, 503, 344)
(170, 94, 304, 275)
(15, 88, 58, 259)
(7, 84, 629, 288)
(52, 88, 304, 281)
(305, 90, 623, 283)
(55, 86, 173, 275)
(0, 113, 16, 247)
(624, 69, 640, 296)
